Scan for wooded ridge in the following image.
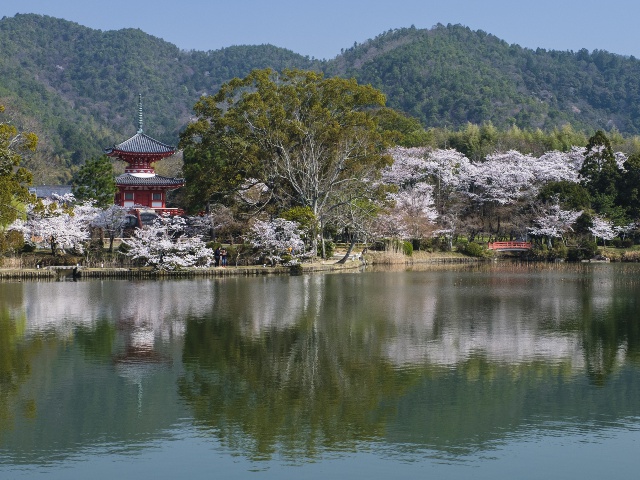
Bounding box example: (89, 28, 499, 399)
(2, 14, 640, 181)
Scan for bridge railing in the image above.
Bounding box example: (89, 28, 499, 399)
(487, 241, 532, 250)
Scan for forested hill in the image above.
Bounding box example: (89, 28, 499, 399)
(336, 25, 640, 134)
(0, 14, 319, 181)
(3, 14, 640, 182)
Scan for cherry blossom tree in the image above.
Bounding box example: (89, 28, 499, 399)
(385, 147, 467, 242)
(122, 215, 214, 270)
(246, 218, 305, 266)
(529, 203, 582, 247)
(533, 149, 582, 185)
(588, 215, 616, 246)
(372, 208, 410, 240)
(383, 146, 430, 187)
(91, 204, 129, 252)
(383, 183, 438, 240)
(12, 194, 95, 255)
(614, 222, 636, 241)
(424, 149, 473, 213)
(467, 151, 538, 205)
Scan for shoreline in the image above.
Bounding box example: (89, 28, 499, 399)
(0, 253, 481, 281)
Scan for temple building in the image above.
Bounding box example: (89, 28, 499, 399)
(105, 96, 184, 214)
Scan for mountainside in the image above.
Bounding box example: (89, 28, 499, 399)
(338, 25, 640, 134)
(0, 14, 318, 181)
(2, 14, 640, 182)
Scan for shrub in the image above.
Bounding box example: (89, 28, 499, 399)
(436, 237, 452, 252)
(461, 241, 486, 257)
(454, 238, 468, 253)
(0, 230, 25, 254)
(289, 263, 304, 275)
(583, 240, 598, 257)
(323, 240, 335, 258)
(567, 247, 582, 262)
(550, 243, 568, 260)
(418, 238, 434, 252)
(402, 241, 413, 256)
(21, 243, 36, 253)
(566, 241, 598, 261)
(117, 242, 131, 254)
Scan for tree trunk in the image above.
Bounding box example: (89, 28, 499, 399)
(336, 237, 356, 264)
(319, 218, 326, 259)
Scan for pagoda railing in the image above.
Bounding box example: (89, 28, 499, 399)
(128, 207, 185, 216)
(151, 207, 185, 216)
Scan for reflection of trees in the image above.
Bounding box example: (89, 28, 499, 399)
(74, 319, 116, 360)
(2, 265, 640, 463)
(177, 265, 640, 458)
(178, 313, 419, 459)
(0, 308, 40, 435)
(578, 265, 640, 385)
(581, 294, 640, 386)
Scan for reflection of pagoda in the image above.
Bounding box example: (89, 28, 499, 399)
(105, 95, 184, 214)
(112, 321, 169, 415)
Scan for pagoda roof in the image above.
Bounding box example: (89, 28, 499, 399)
(116, 173, 184, 186)
(105, 132, 176, 156)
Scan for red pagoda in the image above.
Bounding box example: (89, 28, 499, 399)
(105, 95, 184, 214)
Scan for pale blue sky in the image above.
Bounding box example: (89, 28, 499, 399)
(2, 0, 639, 60)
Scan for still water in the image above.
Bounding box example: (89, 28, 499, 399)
(1, 262, 640, 479)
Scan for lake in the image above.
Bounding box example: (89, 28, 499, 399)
(1, 262, 640, 479)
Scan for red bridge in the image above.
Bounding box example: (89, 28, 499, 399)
(487, 241, 532, 251)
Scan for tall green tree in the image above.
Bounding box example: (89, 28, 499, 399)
(0, 105, 37, 228)
(71, 156, 116, 208)
(617, 153, 640, 219)
(180, 69, 393, 255)
(579, 130, 621, 213)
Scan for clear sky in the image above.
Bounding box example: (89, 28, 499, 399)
(2, 0, 639, 60)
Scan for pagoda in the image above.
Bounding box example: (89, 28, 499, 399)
(105, 95, 184, 214)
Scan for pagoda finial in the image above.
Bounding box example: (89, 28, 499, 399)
(137, 94, 144, 134)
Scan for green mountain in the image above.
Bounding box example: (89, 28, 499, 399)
(336, 25, 640, 134)
(2, 14, 640, 182)
(0, 14, 319, 182)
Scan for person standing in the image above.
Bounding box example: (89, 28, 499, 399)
(214, 247, 221, 267)
(221, 248, 228, 267)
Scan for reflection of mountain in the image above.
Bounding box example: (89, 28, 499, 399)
(1, 265, 640, 463)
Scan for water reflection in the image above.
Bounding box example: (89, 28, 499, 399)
(1, 263, 640, 468)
